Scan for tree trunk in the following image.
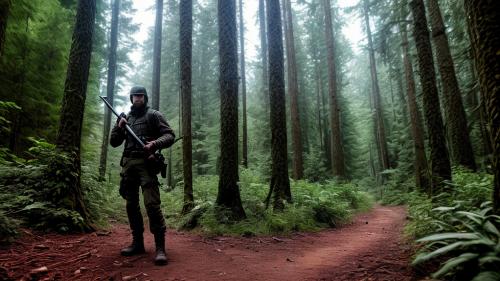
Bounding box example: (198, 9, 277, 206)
(265, 0, 291, 211)
(258, 0, 271, 155)
(394, 64, 409, 127)
(399, 12, 430, 192)
(468, 52, 493, 163)
(238, 0, 248, 168)
(0, 0, 10, 57)
(314, 61, 324, 151)
(322, 0, 345, 178)
(259, 0, 269, 114)
(55, 0, 96, 229)
(180, 0, 193, 214)
(410, 0, 451, 191)
(151, 0, 163, 110)
(363, 0, 390, 173)
(283, 0, 303, 180)
(464, 0, 500, 212)
(426, 0, 476, 171)
(216, 0, 246, 220)
(99, 0, 120, 181)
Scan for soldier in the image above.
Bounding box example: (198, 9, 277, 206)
(110, 86, 175, 266)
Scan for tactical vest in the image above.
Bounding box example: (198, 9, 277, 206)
(124, 108, 159, 152)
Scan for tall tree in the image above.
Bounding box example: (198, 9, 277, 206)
(180, 0, 194, 213)
(259, 0, 268, 113)
(151, 0, 163, 110)
(98, 0, 120, 181)
(0, 0, 9, 56)
(323, 0, 345, 178)
(464, 0, 500, 212)
(410, 0, 451, 190)
(55, 0, 97, 228)
(426, 0, 476, 171)
(283, 0, 303, 180)
(216, 0, 246, 220)
(265, 0, 291, 210)
(362, 0, 390, 174)
(238, 0, 248, 168)
(399, 5, 429, 191)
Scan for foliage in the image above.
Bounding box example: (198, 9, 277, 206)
(0, 210, 19, 244)
(0, 0, 73, 152)
(161, 168, 373, 236)
(303, 147, 329, 182)
(80, 159, 125, 226)
(0, 145, 86, 234)
(0, 139, 123, 242)
(412, 202, 500, 280)
(371, 167, 495, 279)
(0, 101, 21, 137)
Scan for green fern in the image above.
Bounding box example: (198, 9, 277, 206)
(413, 202, 500, 280)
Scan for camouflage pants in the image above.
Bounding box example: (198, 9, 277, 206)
(120, 157, 166, 235)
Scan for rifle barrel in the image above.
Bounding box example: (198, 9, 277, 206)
(99, 96, 145, 147)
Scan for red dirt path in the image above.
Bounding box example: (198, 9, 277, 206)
(0, 206, 413, 281)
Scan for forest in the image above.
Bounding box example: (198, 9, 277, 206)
(0, 0, 499, 280)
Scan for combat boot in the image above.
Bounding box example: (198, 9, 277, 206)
(120, 234, 146, 256)
(153, 232, 167, 265)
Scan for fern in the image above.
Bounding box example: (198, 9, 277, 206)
(413, 202, 500, 280)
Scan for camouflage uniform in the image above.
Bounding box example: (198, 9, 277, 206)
(110, 105, 174, 262)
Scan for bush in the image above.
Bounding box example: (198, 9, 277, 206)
(161, 170, 373, 236)
(412, 202, 500, 280)
(376, 168, 498, 280)
(0, 139, 124, 240)
(0, 149, 88, 233)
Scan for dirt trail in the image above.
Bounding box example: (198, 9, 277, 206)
(1, 206, 413, 281)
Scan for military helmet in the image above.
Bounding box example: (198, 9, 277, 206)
(129, 86, 148, 103)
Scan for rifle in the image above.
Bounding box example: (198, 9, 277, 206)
(99, 96, 167, 178)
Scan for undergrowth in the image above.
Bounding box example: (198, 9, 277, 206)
(366, 167, 497, 280)
(161, 168, 373, 236)
(0, 140, 123, 243)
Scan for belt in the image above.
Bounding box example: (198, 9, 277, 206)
(123, 150, 146, 158)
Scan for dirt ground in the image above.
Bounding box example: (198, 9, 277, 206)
(0, 206, 414, 281)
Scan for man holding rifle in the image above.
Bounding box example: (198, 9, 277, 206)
(109, 86, 175, 266)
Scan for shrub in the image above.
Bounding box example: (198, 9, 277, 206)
(161, 173, 373, 236)
(412, 202, 500, 280)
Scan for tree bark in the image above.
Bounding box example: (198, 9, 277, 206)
(259, 0, 269, 114)
(464, 0, 500, 212)
(180, 0, 193, 214)
(394, 64, 409, 127)
(314, 61, 324, 151)
(265, 0, 291, 211)
(426, 0, 476, 171)
(151, 0, 163, 110)
(283, 0, 303, 180)
(238, 0, 248, 168)
(99, 0, 120, 181)
(469, 52, 493, 162)
(399, 12, 430, 191)
(55, 0, 97, 228)
(0, 0, 10, 57)
(363, 0, 390, 173)
(410, 0, 451, 191)
(322, 0, 345, 178)
(217, 0, 246, 220)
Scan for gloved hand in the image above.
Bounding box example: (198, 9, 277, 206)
(144, 141, 156, 154)
(116, 112, 127, 128)
(118, 116, 127, 128)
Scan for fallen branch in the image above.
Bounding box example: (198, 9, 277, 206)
(47, 251, 92, 269)
(122, 272, 146, 281)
